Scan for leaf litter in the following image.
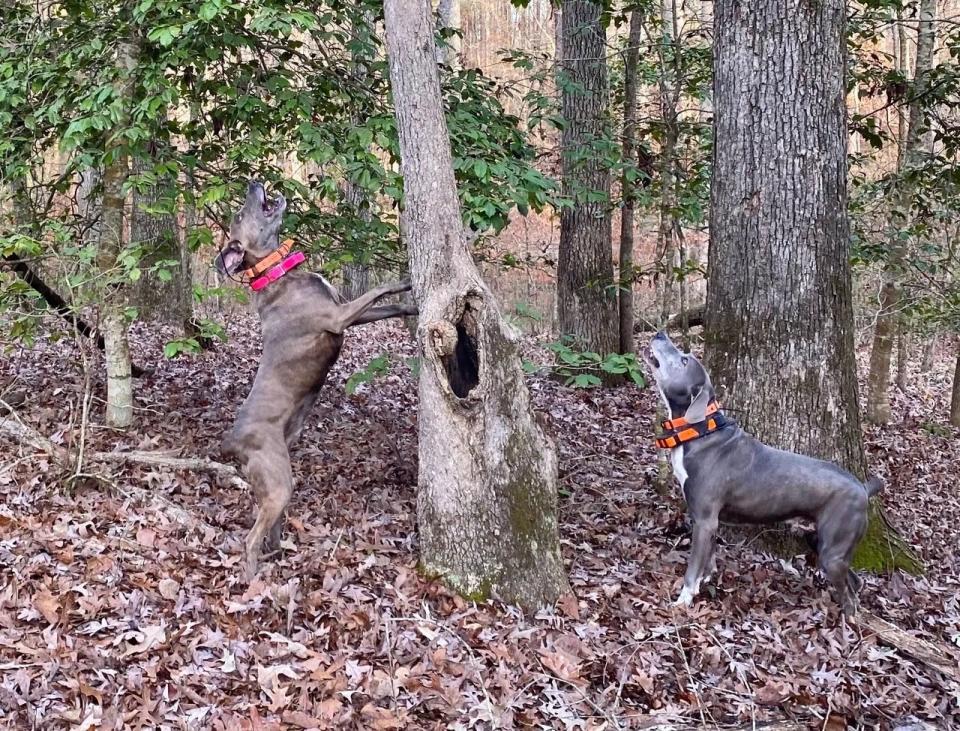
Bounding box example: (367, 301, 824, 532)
(0, 317, 958, 729)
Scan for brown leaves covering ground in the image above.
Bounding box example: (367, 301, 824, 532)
(1, 318, 958, 730)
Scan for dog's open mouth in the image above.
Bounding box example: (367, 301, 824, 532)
(645, 348, 660, 369)
(261, 194, 281, 216)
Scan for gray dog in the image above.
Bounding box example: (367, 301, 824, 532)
(214, 181, 416, 578)
(646, 331, 881, 615)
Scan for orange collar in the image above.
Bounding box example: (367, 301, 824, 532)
(240, 239, 294, 282)
(655, 401, 728, 449)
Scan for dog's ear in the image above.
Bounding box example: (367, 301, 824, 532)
(684, 384, 711, 423)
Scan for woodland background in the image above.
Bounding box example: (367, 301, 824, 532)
(1, 0, 960, 729)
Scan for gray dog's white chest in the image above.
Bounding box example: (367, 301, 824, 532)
(671, 447, 688, 488)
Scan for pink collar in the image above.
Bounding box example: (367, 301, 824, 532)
(249, 251, 306, 291)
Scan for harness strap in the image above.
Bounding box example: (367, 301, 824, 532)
(655, 402, 729, 449)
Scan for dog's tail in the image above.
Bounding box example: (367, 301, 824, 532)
(865, 475, 884, 497)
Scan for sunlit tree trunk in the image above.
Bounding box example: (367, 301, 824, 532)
(866, 0, 936, 424)
(557, 0, 618, 356)
(97, 39, 138, 429)
(436, 0, 461, 68)
(706, 0, 919, 573)
(383, 0, 569, 609)
(618, 9, 643, 354)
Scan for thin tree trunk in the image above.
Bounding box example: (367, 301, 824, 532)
(341, 10, 376, 302)
(706, 0, 919, 573)
(951, 343, 960, 427)
(866, 0, 936, 424)
(383, 0, 569, 609)
(920, 335, 936, 372)
(896, 325, 909, 391)
(436, 0, 461, 68)
(557, 0, 618, 356)
(655, 0, 680, 329)
(131, 154, 191, 327)
(618, 9, 643, 355)
(97, 39, 138, 429)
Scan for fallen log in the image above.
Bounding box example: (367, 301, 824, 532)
(855, 610, 960, 685)
(0, 416, 246, 489)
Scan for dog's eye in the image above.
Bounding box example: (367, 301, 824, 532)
(681, 356, 689, 366)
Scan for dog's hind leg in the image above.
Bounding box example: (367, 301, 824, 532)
(676, 514, 718, 606)
(243, 436, 293, 580)
(817, 503, 866, 616)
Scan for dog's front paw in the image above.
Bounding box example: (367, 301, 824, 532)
(674, 586, 696, 607)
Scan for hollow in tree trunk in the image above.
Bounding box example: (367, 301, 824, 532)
(557, 1, 618, 357)
(383, 0, 569, 609)
(706, 0, 919, 573)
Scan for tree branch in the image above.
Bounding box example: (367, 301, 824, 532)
(2, 255, 150, 377)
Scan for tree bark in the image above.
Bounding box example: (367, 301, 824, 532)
(557, 1, 618, 356)
(618, 10, 643, 355)
(130, 154, 192, 328)
(383, 0, 569, 609)
(951, 342, 960, 427)
(920, 335, 936, 372)
(96, 39, 138, 429)
(436, 0, 461, 68)
(865, 0, 936, 424)
(706, 0, 919, 573)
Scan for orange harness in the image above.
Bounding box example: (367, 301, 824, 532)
(655, 401, 729, 449)
(239, 239, 295, 283)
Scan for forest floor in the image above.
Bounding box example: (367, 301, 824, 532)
(1, 317, 958, 730)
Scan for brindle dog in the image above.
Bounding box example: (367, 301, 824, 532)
(214, 181, 415, 577)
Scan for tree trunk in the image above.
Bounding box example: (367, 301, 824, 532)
(383, 0, 569, 609)
(618, 9, 643, 355)
(865, 0, 936, 424)
(654, 0, 681, 330)
(131, 155, 192, 327)
(920, 335, 936, 372)
(896, 325, 909, 391)
(557, 0, 618, 356)
(436, 0, 461, 68)
(706, 0, 919, 573)
(951, 343, 960, 427)
(96, 39, 138, 429)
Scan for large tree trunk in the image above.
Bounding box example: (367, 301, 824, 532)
(383, 0, 569, 609)
(618, 9, 643, 355)
(96, 39, 138, 429)
(557, 1, 618, 356)
(865, 0, 936, 424)
(706, 0, 919, 573)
